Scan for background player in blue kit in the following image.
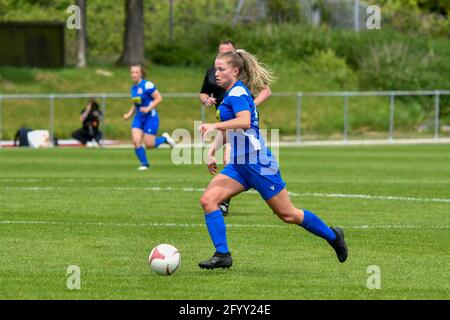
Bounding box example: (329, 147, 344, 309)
(198, 50, 348, 269)
(123, 65, 175, 170)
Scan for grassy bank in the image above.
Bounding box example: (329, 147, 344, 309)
(1, 63, 448, 141)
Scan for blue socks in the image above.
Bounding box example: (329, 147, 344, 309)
(300, 209, 336, 242)
(134, 137, 166, 166)
(205, 209, 229, 254)
(155, 136, 167, 148)
(203, 208, 334, 253)
(134, 147, 149, 166)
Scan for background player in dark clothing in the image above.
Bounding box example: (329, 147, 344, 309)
(72, 98, 103, 147)
(200, 41, 272, 109)
(199, 40, 273, 216)
(200, 41, 234, 109)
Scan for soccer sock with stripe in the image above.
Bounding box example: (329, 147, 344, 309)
(204, 209, 229, 254)
(300, 209, 336, 242)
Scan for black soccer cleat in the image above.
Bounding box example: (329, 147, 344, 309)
(199, 252, 233, 270)
(219, 199, 231, 216)
(328, 227, 348, 263)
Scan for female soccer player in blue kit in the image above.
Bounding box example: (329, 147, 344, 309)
(123, 65, 175, 170)
(198, 50, 348, 269)
(201, 40, 273, 216)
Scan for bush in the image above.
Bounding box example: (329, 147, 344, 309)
(358, 42, 429, 90)
(381, 4, 450, 38)
(149, 42, 206, 67)
(304, 49, 357, 88)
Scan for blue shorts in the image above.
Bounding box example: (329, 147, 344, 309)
(132, 114, 159, 135)
(221, 162, 286, 201)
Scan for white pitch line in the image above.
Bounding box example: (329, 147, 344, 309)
(0, 178, 189, 183)
(0, 220, 449, 230)
(299, 192, 450, 204)
(2, 178, 450, 184)
(2, 186, 450, 204)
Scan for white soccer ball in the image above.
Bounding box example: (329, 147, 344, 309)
(148, 244, 181, 276)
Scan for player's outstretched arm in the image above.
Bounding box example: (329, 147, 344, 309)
(215, 111, 251, 131)
(206, 130, 226, 175)
(254, 85, 272, 107)
(199, 111, 251, 138)
(123, 105, 135, 120)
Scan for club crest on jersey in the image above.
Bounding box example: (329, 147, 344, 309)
(137, 88, 143, 95)
(145, 81, 155, 90)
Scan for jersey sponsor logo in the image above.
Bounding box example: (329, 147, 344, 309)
(216, 109, 221, 121)
(137, 88, 143, 95)
(132, 96, 142, 104)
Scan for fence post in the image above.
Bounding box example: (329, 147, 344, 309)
(200, 103, 206, 124)
(389, 93, 395, 142)
(169, 0, 174, 42)
(101, 94, 107, 141)
(343, 94, 349, 142)
(0, 96, 2, 149)
(434, 91, 440, 140)
(299, 0, 303, 23)
(296, 93, 302, 144)
(354, 0, 360, 31)
(49, 95, 55, 141)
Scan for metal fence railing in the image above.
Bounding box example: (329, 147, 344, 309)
(301, 0, 369, 31)
(0, 90, 449, 147)
(271, 90, 449, 143)
(232, 0, 369, 29)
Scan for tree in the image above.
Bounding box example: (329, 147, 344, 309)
(379, 0, 449, 14)
(117, 0, 145, 66)
(418, 0, 449, 16)
(76, 0, 87, 68)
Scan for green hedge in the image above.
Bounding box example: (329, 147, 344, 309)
(1, 1, 448, 94)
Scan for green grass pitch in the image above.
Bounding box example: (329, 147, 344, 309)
(0, 145, 449, 299)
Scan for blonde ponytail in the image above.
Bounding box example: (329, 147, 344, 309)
(217, 49, 274, 94)
(235, 49, 274, 94)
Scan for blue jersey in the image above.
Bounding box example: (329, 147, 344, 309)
(218, 81, 285, 199)
(130, 79, 158, 118)
(218, 80, 267, 162)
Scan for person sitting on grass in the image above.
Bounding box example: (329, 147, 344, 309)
(72, 98, 103, 147)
